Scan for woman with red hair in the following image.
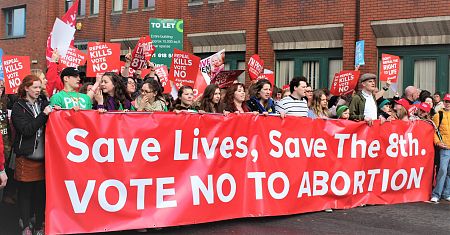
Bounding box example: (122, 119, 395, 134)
(11, 75, 53, 235)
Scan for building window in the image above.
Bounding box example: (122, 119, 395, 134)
(128, 0, 138, 10)
(65, 1, 74, 12)
(188, 0, 203, 6)
(328, 59, 343, 86)
(237, 61, 246, 84)
(144, 0, 155, 8)
(275, 60, 295, 88)
(4, 7, 26, 37)
(79, 0, 86, 16)
(414, 59, 436, 94)
(113, 0, 123, 12)
(91, 0, 99, 15)
(303, 61, 320, 89)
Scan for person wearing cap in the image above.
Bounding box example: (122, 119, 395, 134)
(377, 98, 395, 121)
(336, 105, 349, 120)
(393, 98, 410, 121)
(430, 93, 450, 203)
(349, 73, 378, 125)
(410, 102, 432, 121)
(50, 67, 101, 110)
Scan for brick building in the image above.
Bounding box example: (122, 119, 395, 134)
(1, 0, 449, 93)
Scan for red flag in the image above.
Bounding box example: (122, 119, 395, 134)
(329, 70, 360, 96)
(130, 36, 156, 70)
(2, 55, 31, 94)
(248, 54, 264, 80)
(46, 0, 79, 67)
(379, 54, 400, 83)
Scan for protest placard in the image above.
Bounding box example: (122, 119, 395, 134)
(87, 42, 120, 77)
(58, 46, 87, 70)
(355, 40, 365, 67)
(2, 55, 30, 94)
(200, 49, 225, 79)
(154, 65, 172, 94)
(329, 70, 360, 96)
(169, 49, 201, 89)
(131, 36, 156, 70)
(211, 70, 244, 88)
(380, 54, 400, 83)
(257, 69, 275, 85)
(50, 18, 76, 57)
(248, 54, 264, 80)
(0, 49, 3, 80)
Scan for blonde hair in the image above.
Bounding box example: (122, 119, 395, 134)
(30, 69, 47, 97)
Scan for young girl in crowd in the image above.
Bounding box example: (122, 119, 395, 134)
(97, 72, 135, 111)
(172, 86, 197, 112)
(30, 69, 48, 99)
(199, 84, 223, 113)
(308, 89, 329, 119)
(247, 79, 276, 114)
(135, 79, 167, 112)
(378, 98, 396, 121)
(125, 77, 138, 101)
(224, 83, 250, 113)
(11, 75, 53, 235)
(336, 105, 350, 120)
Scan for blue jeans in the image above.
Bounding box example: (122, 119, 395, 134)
(432, 149, 450, 198)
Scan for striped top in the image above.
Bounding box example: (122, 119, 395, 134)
(275, 95, 308, 117)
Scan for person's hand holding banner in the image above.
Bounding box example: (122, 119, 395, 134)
(329, 70, 360, 96)
(248, 54, 264, 80)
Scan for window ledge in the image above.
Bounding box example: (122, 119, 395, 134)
(142, 7, 155, 11)
(208, 0, 224, 3)
(126, 9, 139, 13)
(188, 2, 203, 6)
(88, 14, 99, 18)
(1, 35, 26, 40)
(111, 11, 123, 15)
(77, 16, 86, 20)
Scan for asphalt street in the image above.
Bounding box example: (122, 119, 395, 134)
(1, 200, 449, 235)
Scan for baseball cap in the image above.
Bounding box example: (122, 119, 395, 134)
(60, 67, 80, 79)
(395, 98, 410, 110)
(359, 73, 377, 83)
(415, 102, 431, 113)
(444, 94, 450, 101)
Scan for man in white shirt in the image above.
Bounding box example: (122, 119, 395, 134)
(275, 76, 309, 117)
(349, 73, 378, 125)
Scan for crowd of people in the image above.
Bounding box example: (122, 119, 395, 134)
(0, 50, 448, 235)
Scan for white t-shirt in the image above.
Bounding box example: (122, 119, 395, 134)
(361, 90, 377, 120)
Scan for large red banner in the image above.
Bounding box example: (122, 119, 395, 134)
(46, 111, 434, 234)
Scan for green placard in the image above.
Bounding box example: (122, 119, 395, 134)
(149, 18, 183, 69)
